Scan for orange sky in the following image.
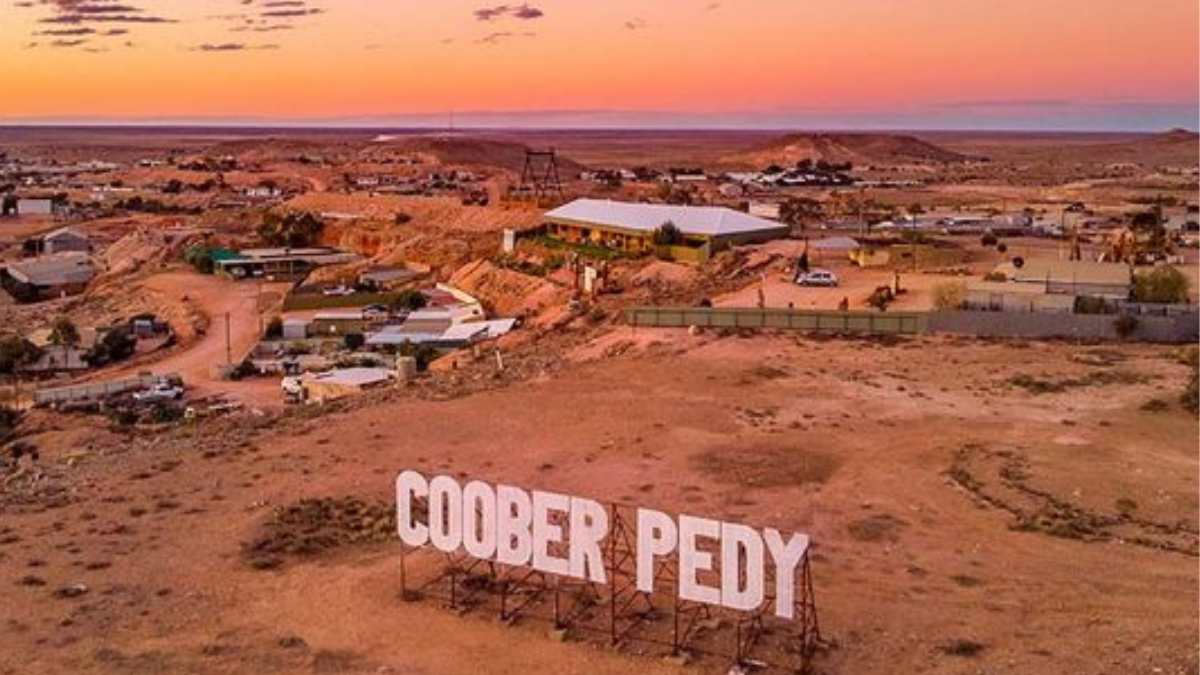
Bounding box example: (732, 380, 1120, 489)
(1, 0, 1197, 129)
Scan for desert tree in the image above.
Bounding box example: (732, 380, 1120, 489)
(48, 316, 81, 370)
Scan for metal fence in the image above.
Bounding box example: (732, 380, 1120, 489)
(927, 310, 1199, 343)
(34, 372, 180, 407)
(625, 306, 1197, 343)
(625, 307, 927, 335)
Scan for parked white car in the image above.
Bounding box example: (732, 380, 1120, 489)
(795, 269, 840, 287)
(322, 285, 354, 297)
(133, 383, 184, 403)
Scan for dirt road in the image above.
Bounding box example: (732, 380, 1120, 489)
(107, 271, 291, 408)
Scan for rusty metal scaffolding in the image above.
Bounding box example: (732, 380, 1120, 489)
(514, 149, 565, 204)
(398, 502, 822, 672)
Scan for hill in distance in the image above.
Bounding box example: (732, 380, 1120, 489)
(1047, 128, 1199, 167)
(367, 134, 588, 174)
(726, 132, 969, 169)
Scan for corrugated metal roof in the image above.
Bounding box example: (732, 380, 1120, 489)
(305, 367, 393, 387)
(545, 199, 785, 237)
(42, 227, 88, 242)
(812, 236, 861, 251)
(6, 253, 94, 286)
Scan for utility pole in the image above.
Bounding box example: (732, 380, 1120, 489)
(257, 280, 265, 337)
(225, 312, 232, 366)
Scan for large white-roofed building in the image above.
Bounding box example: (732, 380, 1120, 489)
(544, 199, 789, 258)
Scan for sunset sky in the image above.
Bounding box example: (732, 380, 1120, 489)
(1, 0, 1197, 129)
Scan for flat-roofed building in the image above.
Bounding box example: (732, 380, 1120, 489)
(16, 198, 57, 216)
(213, 247, 360, 281)
(299, 367, 394, 404)
(964, 281, 1077, 313)
(992, 260, 1131, 300)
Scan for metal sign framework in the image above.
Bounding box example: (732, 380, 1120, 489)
(398, 502, 821, 673)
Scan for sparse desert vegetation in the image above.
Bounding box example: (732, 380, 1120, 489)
(0, 126, 1195, 675)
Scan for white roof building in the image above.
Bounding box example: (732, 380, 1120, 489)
(304, 367, 393, 388)
(545, 199, 787, 240)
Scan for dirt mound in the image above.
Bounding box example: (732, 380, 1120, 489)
(285, 193, 542, 233)
(727, 132, 968, 167)
(369, 134, 587, 173)
(448, 259, 566, 319)
(96, 228, 203, 279)
(630, 260, 702, 288)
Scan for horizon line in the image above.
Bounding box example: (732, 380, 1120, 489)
(0, 121, 1194, 135)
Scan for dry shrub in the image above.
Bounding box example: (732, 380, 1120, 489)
(692, 444, 839, 488)
(939, 639, 986, 657)
(846, 514, 902, 542)
(931, 281, 966, 311)
(1179, 346, 1199, 414)
(242, 497, 403, 570)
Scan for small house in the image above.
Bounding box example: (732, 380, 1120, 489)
(358, 266, 421, 291)
(299, 367, 394, 404)
(992, 260, 1131, 300)
(811, 236, 861, 263)
(38, 227, 92, 255)
(964, 281, 1077, 313)
(281, 318, 310, 340)
(310, 310, 369, 337)
(3, 253, 95, 302)
(16, 198, 57, 217)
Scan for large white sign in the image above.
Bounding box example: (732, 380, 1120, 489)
(396, 470, 811, 619)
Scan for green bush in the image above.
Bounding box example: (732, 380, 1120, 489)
(184, 245, 216, 274)
(399, 343, 440, 372)
(652, 221, 682, 246)
(1131, 266, 1189, 304)
(0, 336, 42, 374)
(150, 404, 184, 425)
(389, 289, 428, 312)
(343, 333, 365, 351)
(88, 329, 136, 366)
